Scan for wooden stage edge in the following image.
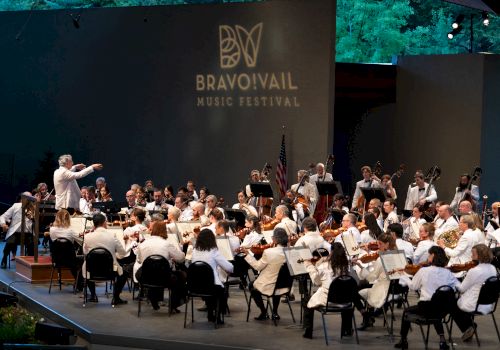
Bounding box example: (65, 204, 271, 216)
(15, 255, 74, 283)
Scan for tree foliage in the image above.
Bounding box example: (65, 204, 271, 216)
(0, 0, 498, 62)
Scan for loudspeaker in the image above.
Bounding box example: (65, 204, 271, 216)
(0, 291, 18, 307)
(35, 321, 76, 345)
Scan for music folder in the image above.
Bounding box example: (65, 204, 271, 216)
(284, 246, 313, 276)
(316, 181, 338, 196)
(249, 182, 274, 198)
(380, 250, 407, 280)
(360, 187, 386, 204)
(216, 237, 234, 261)
(225, 208, 247, 228)
(341, 232, 362, 256)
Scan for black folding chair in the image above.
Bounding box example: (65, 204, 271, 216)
(48, 238, 80, 294)
(382, 279, 410, 337)
(452, 275, 500, 346)
(246, 263, 296, 326)
(184, 261, 220, 328)
(83, 247, 115, 307)
(224, 253, 250, 314)
(316, 275, 360, 345)
(405, 285, 456, 350)
(136, 254, 173, 317)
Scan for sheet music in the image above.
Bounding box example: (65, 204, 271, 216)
(166, 233, 180, 247)
(216, 237, 234, 261)
(262, 230, 274, 244)
(380, 250, 407, 280)
(70, 217, 93, 235)
(176, 221, 201, 237)
(284, 246, 313, 276)
(341, 232, 361, 256)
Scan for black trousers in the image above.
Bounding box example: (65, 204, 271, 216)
(203, 285, 226, 320)
(451, 304, 474, 332)
(249, 282, 280, 315)
(400, 301, 445, 339)
(135, 268, 187, 309)
(303, 304, 354, 334)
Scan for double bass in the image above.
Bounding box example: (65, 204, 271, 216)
(313, 155, 335, 223)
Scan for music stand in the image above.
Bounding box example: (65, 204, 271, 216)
(327, 208, 344, 226)
(249, 182, 274, 217)
(92, 201, 121, 221)
(360, 188, 385, 212)
(225, 208, 246, 229)
(317, 181, 338, 216)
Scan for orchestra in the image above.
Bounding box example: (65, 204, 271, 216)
(1, 153, 499, 350)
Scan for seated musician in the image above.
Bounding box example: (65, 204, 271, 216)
(485, 202, 500, 246)
(163, 185, 175, 205)
(166, 207, 181, 234)
(388, 223, 414, 262)
(434, 204, 459, 242)
(242, 228, 288, 321)
(274, 205, 298, 237)
(49, 209, 84, 291)
(381, 174, 397, 200)
(135, 187, 148, 207)
(451, 244, 497, 342)
(437, 214, 480, 275)
(1, 192, 33, 268)
(34, 182, 55, 202)
(352, 233, 395, 330)
(176, 195, 194, 221)
(359, 212, 382, 244)
(291, 170, 318, 215)
(284, 191, 305, 223)
(351, 165, 381, 211)
(413, 223, 437, 264)
(334, 213, 362, 246)
(133, 221, 185, 311)
(204, 195, 225, 218)
(187, 180, 199, 201)
(191, 229, 234, 324)
(215, 220, 240, 253)
(82, 213, 127, 305)
(145, 188, 172, 212)
(395, 246, 459, 350)
(192, 202, 210, 227)
(99, 185, 113, 202)
(123, 190, 137, 215)
(383, 199, 399, 232)
(95, 177, 106, 202)
(80, 186, 96, 215)
(240, 215, 264, 249)
(232, 190, 258, 217)
(206, 208, 224, 234)
(303, 242, 362, 339)
(198, 186, 210, 204)
(294, 217, 331, 253)
(332, 193, 349, 214)
(403, 205, 426, 242)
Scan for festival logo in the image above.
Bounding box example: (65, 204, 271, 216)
(219, 23, 263, 69)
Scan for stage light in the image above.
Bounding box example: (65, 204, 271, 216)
(482, 12, 490, 26)
(452, 14, 465, 29)
(447, 26, 462, 40)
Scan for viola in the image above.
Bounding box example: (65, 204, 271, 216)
(359, 252, 379, 264)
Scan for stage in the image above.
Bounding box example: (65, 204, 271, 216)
(0, 243, 499, 349)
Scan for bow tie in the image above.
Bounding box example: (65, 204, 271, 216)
(364, 180, 371, 183)
(418, 188, 425, 192)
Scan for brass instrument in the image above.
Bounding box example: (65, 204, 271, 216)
(481, 195, 489, 227)
(440, 228, 461, 249)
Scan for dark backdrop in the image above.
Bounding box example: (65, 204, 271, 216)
(0, 0, 336, 204)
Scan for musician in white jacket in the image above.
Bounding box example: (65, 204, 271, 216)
(404, 171, 437, 211)
(53, 154, 103, 211)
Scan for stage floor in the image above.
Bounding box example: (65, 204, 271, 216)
(1, 243, 499, 350)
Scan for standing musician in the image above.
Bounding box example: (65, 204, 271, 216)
(53, 154, 103, 211)
(274, 205, 298, 237)
(381, 174, 398, 200)
(451, 244, 498, 342)
(351, 165, 381, 211)
(245, 169, 261, 200)
(450, 174, 480, 213)
(383, 199, 399, 232)
(404, 170, 437, 211)
(232, 190, 258, 217)
(413, 223, 437, 264)
(395, 246, 459, 350)
(242, 228, 288, 321)
(0, 192, 33, 268)
(291, 170, 318, 215)
(309, 162, 333, 183)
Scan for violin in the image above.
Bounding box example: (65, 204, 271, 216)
(236, 227, 250, 240)
(448, 260, 478, 273)
(250, 242, 276, 255)
(262, 218, 280, 231)
(356, 222, 367, 232)
(358, 252, 379, 264)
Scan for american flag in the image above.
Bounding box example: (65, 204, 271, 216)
(275, 134, 287, 198)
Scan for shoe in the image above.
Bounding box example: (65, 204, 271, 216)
(1, 256, 7, 269)
(461, 325, 476, 342)
(271, 313, 280, 321)
(439, 341, 450, 350)
(111, 298, 128, 307)
(254, 313, 269, 321)
(357, 313, 374, 331)
(197, 306, 208, 312)
(88, 295, 98, 303)
(303, 329, 313, 339)
(394, 339, 408, 349)
(215, 317, 224, 325)
(341, 329, 353, 337)
(282, 294, 295, 303)
(171, 308, 181, 314)
(151, 301, 160, 310)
